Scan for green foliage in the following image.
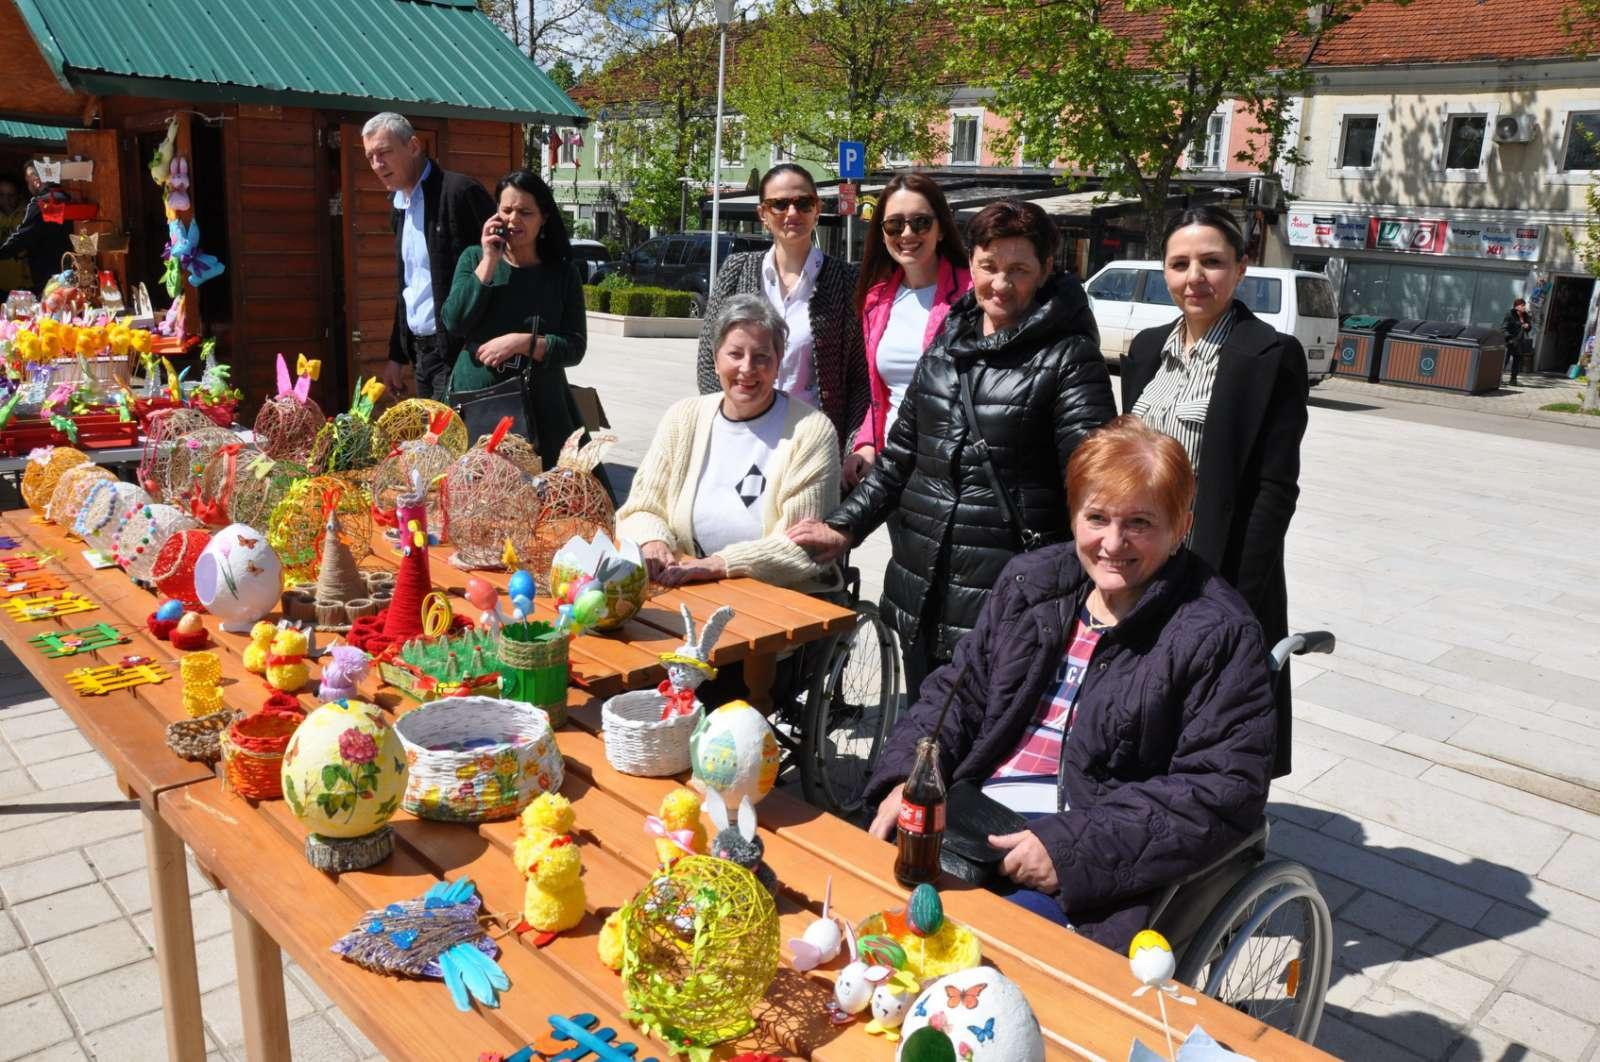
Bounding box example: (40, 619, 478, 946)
(729, 0, 951, 170)
(597, 272, 632, 292)
(653, 289, 695, 317)
(547, 57, 578, 90)
(583, 285, 611, 312)
(613, 287, 663, 316)
(1540, 401, 1600, 416)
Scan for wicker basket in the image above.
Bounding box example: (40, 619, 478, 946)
(393, 696, 564, 822)
(602, 689, 701, 777)
(497, 626, 570, 726)
(166, 709, 242, 764)
(221, 710, 302, 800)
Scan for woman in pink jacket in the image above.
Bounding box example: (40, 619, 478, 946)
(843, 173, 971, 488)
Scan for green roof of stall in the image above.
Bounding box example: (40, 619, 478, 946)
(0, 119, 71, 146)
(11, 0, 587, 124)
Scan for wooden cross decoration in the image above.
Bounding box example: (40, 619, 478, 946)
(65, 662, 171, 696)
(28, 623, 129, 658)
(1, 591, 98, 622)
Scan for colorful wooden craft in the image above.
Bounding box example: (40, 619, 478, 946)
(0, 572, 66, 598)
(2, 591, 98, 622)
(65, 661, 171, 696)
(522, 1012, 662, 1062)
(27, 622, 128, 658)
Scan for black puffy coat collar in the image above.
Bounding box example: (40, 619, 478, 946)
(941, 274, 1101, 362)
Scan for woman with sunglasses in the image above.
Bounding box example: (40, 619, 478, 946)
(843, 174, 971, 489)
(697, 164, 868, 457)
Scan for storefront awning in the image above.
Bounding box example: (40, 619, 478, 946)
(11, 0, 587, 125)
(0, 119, 71, 147)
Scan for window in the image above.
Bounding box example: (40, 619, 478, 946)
(1191, 110, 1227, 170)
(1295, 276, 1339, 319)
(1138, 270, 1174, 305)
(950, 110, 981, 165)
(1562, 112, 1600, 171)
(1235, 276, 1283, 315)
(558, 128, 581, 166)
(1338, 261, 1524, 327)
(1086, 268, 1138, 302)
(1444, 114, 1487, 170)
(1338, 115, 1379, 169)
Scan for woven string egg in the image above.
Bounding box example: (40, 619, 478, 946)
(114, 502, 201, 583)
(269, 474, 373, 584)
(253, 393, 325, 463)
(22, 447, 90, 515)
(142, 423, 237, 505)
(190, 443, 260, 528)
(529, 432, 615, 590)
(228, 452, 306, 532)
(151, 527, 212, 609)
(469, 430, 542, 477)
(309, 413, 382, 476)
(46, 461, 114, 527)
(621, 855, 780, 1049)
(442, 448, 542, 569)
(369, 438, 455, 538)
(137, 407, 219, 497)
(374, 399, 469, 458)
(76, 480, 152, 553)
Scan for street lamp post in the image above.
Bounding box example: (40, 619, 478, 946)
(708, 0, 734, 292)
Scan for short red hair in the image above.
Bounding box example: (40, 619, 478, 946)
(1066, 415, 1195, 527)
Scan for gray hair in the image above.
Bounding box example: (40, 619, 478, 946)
(361, 112, 416, 143)
(709, 292, 788, 358)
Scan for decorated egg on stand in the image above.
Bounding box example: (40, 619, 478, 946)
(895, 966, 1044, 1062)
(192, 523, 281, 632)
(689, 699, 780, 808)
(280, 699, 407, 871)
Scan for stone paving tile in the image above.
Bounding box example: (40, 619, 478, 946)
(1481, 992, 1597, 1060)
(58, 955, 166, 1031)
(1449, 717, 1600, 793)
(1317, 1010, 1429, 1060)
(81, 1006, 216, 1061)
(1293, 697, 1403, 745)
(0, 767, 35, 799)
(0, 914, 21, 955)
(202, 973, 315, 1049)
(1333, 917, 1410, 983)
(0, 852, 96, 905)
(0, 775, 136, 835)
(1294, 718, 1435, 778)
(106, 862, 212, 917)
(33, 918, 152, 986)
(18, 1042, 89, 1062)
(0, 949, 46, 1002)
(1447, 1027, 1557, 1062)
(1416, 921, 1522, 983)
(1420, 764, 1600, 843)
(23, 750, 114, 791)
(287, 1013, 359, 1060)
(324, 1005, 381, 1058)
(0, 993, 76, 1062)
(0, 708, 76, 743)
(0, 803, 141, 866)
(1295, 670, 1475, 742)
(1539, 834, 1600, 904)
(1477, 902, 1600, 981)
(1341, 890, 1441, 949)
(1386, 954, 1497, 1021)
(85, 832, 151, 880)
(12, 881, 123, 944)
(1509, 955, 1600, 1025)
(1386, 733, 1600, 818)
(1435, 647, 1598, 708)
(8, 729, 93, 766)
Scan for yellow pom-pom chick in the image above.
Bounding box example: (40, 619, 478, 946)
(264, 627, 309, 693)
(522, 836, 585, 933)
(513, 792, 575, 875)
(653, 787, 708, 865)
(597, 909, 625, 971)
(242, 621, 276, 674)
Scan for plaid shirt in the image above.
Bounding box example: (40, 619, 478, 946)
(988, 606, 1103, 786)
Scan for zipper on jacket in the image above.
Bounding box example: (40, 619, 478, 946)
(1056, 583, 1097, 814)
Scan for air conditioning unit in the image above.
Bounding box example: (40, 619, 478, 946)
(1494, 114, 1537, 144)
(1246, 175, 1283, 211)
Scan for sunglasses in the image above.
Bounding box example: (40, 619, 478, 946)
(762, 195, 818, 214)
(882, 213, 936, 237)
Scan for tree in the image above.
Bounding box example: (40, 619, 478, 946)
(943, 0, 1401, 248)
(728, 0, 951, 171)
(548, 57, 578, 91)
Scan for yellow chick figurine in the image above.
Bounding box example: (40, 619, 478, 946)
(597, 909, 625, 971)
(649, 787, 708, 866)
(264, 626, 309, 693)
(513, 792, 576, 876)
(522, 835, 585, 933)
(242, 621, 276, 674)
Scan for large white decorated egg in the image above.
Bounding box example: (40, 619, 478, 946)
(896, 966, 1044, 1062)
(193, 522, 281, 632)
(281, 700, 407, 839)
(689, 699, 779, 807)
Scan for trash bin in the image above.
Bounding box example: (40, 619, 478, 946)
(1335, 315, 1397, 382)
(1379, 319, 1508, 394)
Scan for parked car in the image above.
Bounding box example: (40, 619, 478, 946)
(621, 232, 772, 316)
(571, 239, 614, 283)
(1085, 261, 1339, 384)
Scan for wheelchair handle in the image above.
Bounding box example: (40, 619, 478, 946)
(1269, 630, 1336, 673)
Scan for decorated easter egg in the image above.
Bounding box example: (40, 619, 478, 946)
(193, 523, 282, 632)
(508, 569, 536, 602)
(1128, 929, 1176, 987)
(280, 699, 407, 839)
(690, 700, 780, 807)
(156, 599, 185, 622)
(176, 612, 205, 636)
(464, 577, 498, 611)
(896, 967, 1043, 1062)
(908, 884, 944, 938)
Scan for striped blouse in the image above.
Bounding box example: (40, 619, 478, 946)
(1130, 307, 1236, 477)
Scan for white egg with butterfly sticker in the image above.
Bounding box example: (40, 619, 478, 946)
(895, 966, 1044, 1062)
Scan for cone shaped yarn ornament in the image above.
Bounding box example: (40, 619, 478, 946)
(382, 473, 431, 643)
(316, 507, 367, 604)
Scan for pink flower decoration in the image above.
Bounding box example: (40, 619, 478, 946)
(338, 728, 377, 764)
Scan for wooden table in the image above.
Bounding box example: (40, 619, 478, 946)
(1, 508, 1334, 1061)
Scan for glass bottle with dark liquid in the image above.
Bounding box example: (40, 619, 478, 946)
(894, 736, 946, 887)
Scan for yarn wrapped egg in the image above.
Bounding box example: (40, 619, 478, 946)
(689, 700, 780, 808)
(280, 699, 406, 839)
(895, 967, 1044, 1062)
(47, 462, 115, 529)
(21, 446, 89, 515)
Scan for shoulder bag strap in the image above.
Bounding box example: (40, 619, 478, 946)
(956, 363, 1041, 551)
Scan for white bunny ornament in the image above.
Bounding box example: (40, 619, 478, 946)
(787, 876, 843, 972)
(705, 787, 777, 895)
(830, 921, 892, 1019)
(661, 604, 734, 696)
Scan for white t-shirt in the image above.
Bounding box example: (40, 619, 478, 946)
(761, 247, 823, 410)
(877, 282, 937, 439)
(692, 394, 789, 558)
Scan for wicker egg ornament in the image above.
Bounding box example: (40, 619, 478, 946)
(621, 855, 780, 1050)
(191, 443, 261, 528)
(469, 429, 542, 476)
(137, 407, 221, 498)
(374, 398, 468, 457)
(114, 502, 201, 583)
(443, 447, 542, 570)
(527, 431, 616, 590)
(309, 412, 382, 476)
(21, 447, 89, 515)
(151, 527, 212, 609)
(253, 392, 325, 463)
(143, 423, 239, 506)
(227, 452, 306, 532)
(46, 462, 115, 528)
(76, 480, 153, 554)
(268, 475, 373, 584)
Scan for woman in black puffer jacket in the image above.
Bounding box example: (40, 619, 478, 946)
(789, 200, 1115, 696)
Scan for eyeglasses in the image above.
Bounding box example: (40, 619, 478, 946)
(761, 195, 818, 214)
(882, 214, 936, 237)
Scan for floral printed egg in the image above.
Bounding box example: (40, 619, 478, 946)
(281, 700, 407, 838)
(896, 967, 1043, 1062)
(689, 699, 779, 807)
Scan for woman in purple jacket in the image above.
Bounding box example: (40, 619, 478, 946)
(842, 173, 971, 489)
(864, 416, 1277, 952)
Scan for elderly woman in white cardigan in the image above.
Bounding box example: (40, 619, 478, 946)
(617, 292, 842, 594)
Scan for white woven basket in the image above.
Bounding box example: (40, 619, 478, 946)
(601, 689, 701, 776)
(393, 695, 564, 822)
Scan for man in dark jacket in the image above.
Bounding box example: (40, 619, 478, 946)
(1502, 297, 1531, 385)
(0, 163, 72, 293)
(363, 112, 495, 401)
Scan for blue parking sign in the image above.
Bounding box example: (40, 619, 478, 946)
(838, 140, 866, 180)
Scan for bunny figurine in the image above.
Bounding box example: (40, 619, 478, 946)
(829, 922, 893, 1022)
(655, 605, 734, 719)
(317, 644, 371, 702)
(788, 876, 844, 972)
(705, 787, 777, 895)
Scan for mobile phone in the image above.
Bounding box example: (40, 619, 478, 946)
(492, 222, 510, 240)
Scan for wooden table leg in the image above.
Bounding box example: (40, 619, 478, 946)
(141, 801, 207, 1062)
(743, 650, 777, 712)
(229, 894, 291, 1062)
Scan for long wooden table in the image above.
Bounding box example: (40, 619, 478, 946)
(0, 507, 1333, 1061)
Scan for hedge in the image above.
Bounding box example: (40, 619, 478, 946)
(583, 284, 698, 319)
(583, 285, 610, 313)
(653, 289, 696, 318)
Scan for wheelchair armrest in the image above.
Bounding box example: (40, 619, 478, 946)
(1146, 822, 1270, 928)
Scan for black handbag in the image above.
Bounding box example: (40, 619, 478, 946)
(452, 318, 540, 444)
(938, 778, 1028, 886)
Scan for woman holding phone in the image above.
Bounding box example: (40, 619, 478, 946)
(444, 169, 588, 469)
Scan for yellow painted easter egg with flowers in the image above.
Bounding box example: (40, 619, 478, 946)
(281, 699, 407, 839)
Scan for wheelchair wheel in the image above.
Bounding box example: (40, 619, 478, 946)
(799, 601, 901, 817)
(1174, 859, 1332, 1045)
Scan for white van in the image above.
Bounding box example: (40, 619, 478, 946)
(1084, 261, 1338, 383)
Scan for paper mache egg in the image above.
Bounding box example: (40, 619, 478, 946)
(896, 967, 1044, 1062)
(193, 523, 282, 632)
(280, 700, 407, 839)
(690, 700, 780, 807)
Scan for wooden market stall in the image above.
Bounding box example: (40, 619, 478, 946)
(0, 0, 585, 417)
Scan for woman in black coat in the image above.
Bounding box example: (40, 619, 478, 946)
(1121, 206, 1307, 774)
(790, 200, 1116, 698)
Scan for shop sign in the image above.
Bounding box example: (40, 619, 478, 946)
(1286, 210, 1544, 261)
(1370, 217, 1447, 253)
(1446, 223, 1543, 262)
(1286, 211, 1366, 248)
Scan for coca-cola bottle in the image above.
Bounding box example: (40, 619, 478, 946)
(894, 736, 946, 887)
